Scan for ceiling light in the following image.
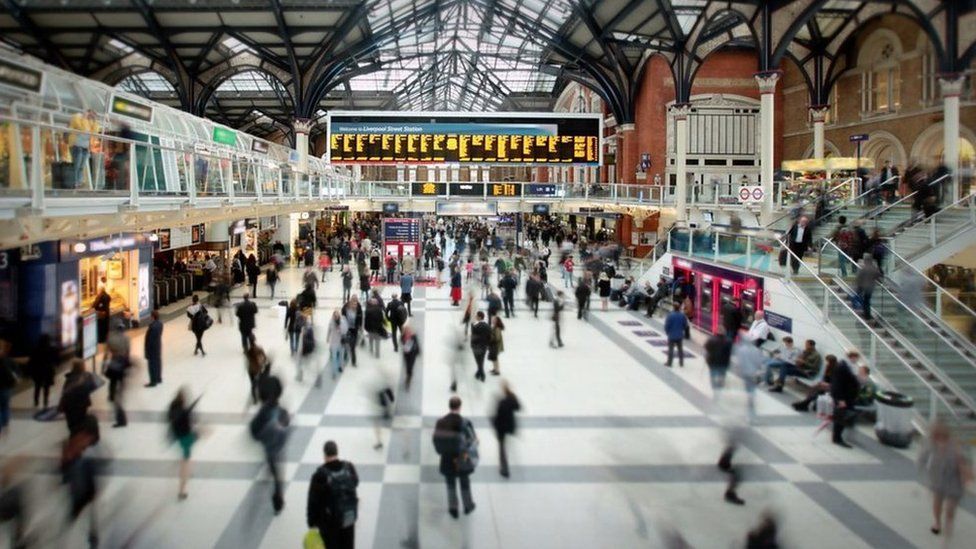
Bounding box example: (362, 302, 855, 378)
(73, 242, 87, 254)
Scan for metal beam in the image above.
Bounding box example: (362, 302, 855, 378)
(1, 0, 72, 69)
(270, 0, 302, 100)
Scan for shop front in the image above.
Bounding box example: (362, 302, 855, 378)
(152, 224, 206, 305)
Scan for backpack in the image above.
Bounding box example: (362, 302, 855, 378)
(392, 302, 407, 325)
(194, 306, 213, 332)
(250, 406, 289, 454)
(454, 420, 479, 474)
(323, 462, 359, 528)
(834, 226, 856, 255)
(301, 324, 316, 356)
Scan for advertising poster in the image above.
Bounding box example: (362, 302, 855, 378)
(158, 228, 171, 250)
(82, 313, 97, 359)
(60, 279, 79, 348)
(138, 263, 150, 317)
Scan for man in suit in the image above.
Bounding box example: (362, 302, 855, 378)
(469, 312, 491, 382)
(144, 310, 163, 387)
(784, 216, 813, 274)
(493, 382, 521, 478)
(499, 271, 517, 318)
(235, 293, 258, 352)
(830, 350, 862, 448)
(433, 397, 476, 518)
(385, 294, 406, 352)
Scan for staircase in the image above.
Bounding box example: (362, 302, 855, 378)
(884, 203, 976, 271)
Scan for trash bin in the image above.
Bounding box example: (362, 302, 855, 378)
(874, 390, 914, 448)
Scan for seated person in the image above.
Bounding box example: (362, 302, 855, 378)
(855, 365, 877, 407)
(792, 354, 837, 412)
(767, 339, 822, 392)
(610, 276, 632, 302)
(763, 336, 801, 390)
(646, 277, 670, 317)
(625, 281, 650, 310)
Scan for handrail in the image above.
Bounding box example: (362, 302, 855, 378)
(819, 238, 976, 412)
(816, 175, 901, 222)
(774, 236, 961, 420)
(869, 173, 952, 221)
(765, 176, 861, 229)
(882, 244, 976, 329)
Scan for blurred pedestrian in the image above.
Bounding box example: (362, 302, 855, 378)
(575, 277, 591, 320)
(0, 339, 15, 435)
(249, 379, 290, 514)
(28, 333, 57, 408)
(549, 290, 565, 348)
(500, 271, 517, 318)
(187, 294, 210, 356)
(341, 265, 353, 303)
(144, 310, 163, 388)
(450, 268, 463, 306)
(235, 293, 258, 352)
(400, 272, 415, 316)
(104, 323, 130, 428)
(61, 414, 102, 547)
(488, 315, 505, 375)
(918, 418, 973, 539)
(704, 332, 732, 400)
(401, 324, 421, 390)
(245, 345, 270, 405)
(831, 350, 861, 448)
(327, 310, 349, 380)
(364, 298, 387, 359)
(343, 296, 363, 368)
(664, 303, 688, 367)
(307, 441, 359, 549)
(433, 397, 477, 518)
(493, 382, 520, 478)
(386, 294, 407, 352)
(285, 298, 304, 355)
(59, 359, 96, 435)
(266, 267, 279, 299)
(470, 312, 491, 382)
(168, 387, 200, 500)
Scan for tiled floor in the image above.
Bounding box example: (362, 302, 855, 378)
(2, 241, 974, 548)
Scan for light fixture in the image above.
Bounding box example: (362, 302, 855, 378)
(73, 242, 87, 254)
(148, 233, 159, 242)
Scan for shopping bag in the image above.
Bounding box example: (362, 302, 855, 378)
(303, 529, 325, 549)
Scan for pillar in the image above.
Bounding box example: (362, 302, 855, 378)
(756, 72, 781, 224)
(941, 75, 965, 200)
(293, 118, 313, 174)
(809, 106, 830, 160)
(671, 104, 691, 222)
(617, 123, 636, 184)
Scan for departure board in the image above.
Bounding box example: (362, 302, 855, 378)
(327, 112, 601, 166)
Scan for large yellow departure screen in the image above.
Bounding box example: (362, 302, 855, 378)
(328, 112, 602, 166)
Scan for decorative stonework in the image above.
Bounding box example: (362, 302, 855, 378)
(939, 75, 966, 99)
(754, 71, 781, 95)
(809, 106, 830, 124)
(618, 123, 636, 133)
(669, 104, 691, 121)
(293, 118, 314, 134)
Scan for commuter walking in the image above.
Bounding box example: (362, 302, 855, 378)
(144, 310, 163, 387)
(249, 382, 290, 514)
(400, 272, 415, 316)
(597, 272, 611, 310)
(831, 351, 861, 448)
(27, 333, 57, 408)
(359, 270, 371, 301)
(500, 270, 517, 318)
(486, 290, 502, 323)
(307, 441, 359, 549)
(550, 290, 565, 348)
(704, 332, 732, 399)
(664, 303, 688, 367)
(285, 299, 304, 355)
(327, 310, 349, 380)
(433, 397, 477, 518)
(246, 257, 260, 298)
(0, 339, 15, 435)
(783, 216, 813, 275)
(488, 316, 505, 375)
(297, 312, 318, 385)
(235, 293, 258, 352)
(104, 323, 131, 428)
(59, 359, 96, 436)
(168, 387, 200, 500)
(385, 294, 407, 351)
(343, 297, 363, 367)
(318, 253, 331, 282)
(855, 254, 882, 320)
(341, 265, 353, 303)
(245, 345, 270, 405)
(575, 278, 591, 320)
(266, 267, 279, 299)
(918, 418, 973, 540)
(364, 298, 387, 359)
(493, 382, 520, 478)
(401, 324, 421, 390)
(461, 294, 475, 337)
(525, 274, 543, 318)
(450, 268, 463, 306)
(732, 339, 764, 421)
(831, 215, 858, 277)
(470, 312, 491, 382)
(187, 295, 210, 356)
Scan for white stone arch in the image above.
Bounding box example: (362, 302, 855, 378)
(910, 123, 976, 169)
(802, 139, 842, 159)
(856, 28, 904, 69)
(862, 130, 908, 168)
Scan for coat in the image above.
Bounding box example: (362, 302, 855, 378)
(433, 412, 469, 476)
(144, 319, 163, 366)
(663, 311, 688, 341)
(470, 321, 491, 349)
(830, 360, 860, 407)
(493, 393, 521, 435)
(28, 340, 57, 387)
(785, 223, 813, 254)
(236, 300, 258, 331)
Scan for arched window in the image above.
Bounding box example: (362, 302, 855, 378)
(859, 31, 902, 115)
(116, 71, 177, 99)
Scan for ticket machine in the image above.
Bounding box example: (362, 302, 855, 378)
(671, 257, 764, 335)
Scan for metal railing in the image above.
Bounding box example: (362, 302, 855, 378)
(765, 177, 863, 231)
(863, 174, 953, 232)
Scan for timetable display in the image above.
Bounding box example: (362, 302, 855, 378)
(327, 112, 601, 166)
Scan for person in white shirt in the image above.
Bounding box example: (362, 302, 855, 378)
(763, 336, 800, 388)
(746, 311, 770, 347)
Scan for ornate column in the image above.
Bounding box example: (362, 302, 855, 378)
(617, 123, 636, 184)
(809, 105, 830, 160)
(756, 71, 781, 224)
(941, 75, 965, 200)
(293, 118, 313, 175)
(671, 104, 691, 221)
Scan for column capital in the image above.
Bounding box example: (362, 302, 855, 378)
(809, 105, 830, 123)
(293, 118, 314, 134)
(939, 74, 966, 98)
(669, 103, 692, 120)
(754, 71, 782, 95)
(617, 123, 636, 133)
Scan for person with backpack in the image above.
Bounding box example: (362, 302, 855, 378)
(831, 215, 858, 277)
(470, 312, 491, 382)
(433, 396, 477, 518)
(266, 267, 279, 300)
(401, 324, 421, 390)
(235, 293, 258, 352)
(307, 440, 359, 549)
(250, 380, 290, 514)
(385, 294, 407, 352)
(187, 295, 211, 356)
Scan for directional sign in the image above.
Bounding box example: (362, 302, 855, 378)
(849, 134, 870, 143)
(738, 185, 764, 203)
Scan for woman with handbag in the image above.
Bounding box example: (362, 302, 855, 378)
(186, 295, 210, 356)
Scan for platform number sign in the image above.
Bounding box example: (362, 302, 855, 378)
(738, 185, 764, 204)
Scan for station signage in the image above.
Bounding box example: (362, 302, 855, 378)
(213, 126, 238, 146)
(384, 218, 421, 243)
(382, 202, 399, 214)
(411, 182, 447, 196)
(489, 183, 519, 197)
(109, 94, 154, 124)
(436, 201, 498, 216)
(251, 140, 269, 154)
(849, 134, 870, 143)
(451, 183, 484, 197)
(0, 58, 43, 94)
(532, 204, 550, 215)
(328, 112, 601, 166)
(526, 184, 558, 197)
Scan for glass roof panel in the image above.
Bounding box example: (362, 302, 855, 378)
(117, 72, 177, 95)
(216, 71, 284, 93)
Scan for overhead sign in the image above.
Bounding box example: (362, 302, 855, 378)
(436, 201, 499, 216)
(384, 218, 421, 243)
(411, 182, 447, 196)
(109, 94, 154, 124)
(849, 134, 870, 143)
(213, 126, 238, 146)
(0, 58, 44, 94)
(738, 185, 764, 203)
(251, 140, 269, 154)
(451, 183, 484, 197)
(382, 202, 399, 214)
(489, 183, 519, 197)
(328, 112, 601, 166)
(532, 204, 550, 215)
(526, 184, 558, 197)
(157, 228, 172, 251)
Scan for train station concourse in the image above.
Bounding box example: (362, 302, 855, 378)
(1, 1, 976, 548)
